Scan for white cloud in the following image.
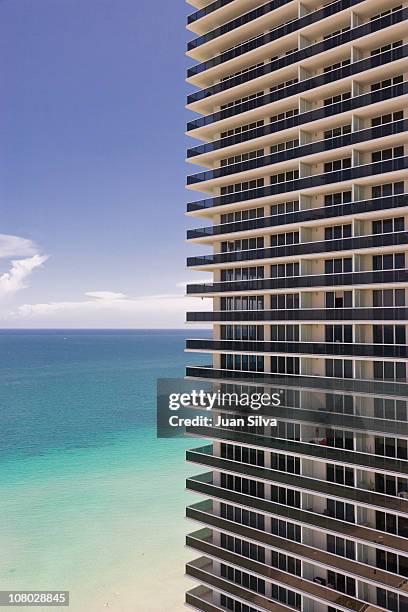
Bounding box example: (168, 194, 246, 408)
(0, 234, 48, 300)
(13, 285, 212, 328)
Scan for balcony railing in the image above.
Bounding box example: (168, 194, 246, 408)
(186, 269, 408, 295)
(187, 231, 408, 268)
(186, 338, 408, 359)
(186, 473, 407, 554)
(187, 0, 235, 26)
(187, 83, 408, 158)
(186, 502, 407, 593)
(187, 120, 408, 185)
(187, 157, 408, 212)
(187, 194, 408, 239)
(186, 307, 408, 323)
(187, 0, 365, 52)
(187, 9, 407, 103)
(186, 46, 408, 131)
(184, 367, 408, 396)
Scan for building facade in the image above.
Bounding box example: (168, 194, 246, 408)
(184, 0, 408, 610)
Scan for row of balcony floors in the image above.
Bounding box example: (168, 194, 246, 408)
(186, 0, 404, 62)
(186, 48, 408, 134)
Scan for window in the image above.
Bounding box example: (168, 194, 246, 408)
(270, 550, 301, 576)
(270, 484, 300, 507)
(271, 293, 300, 310)
(374, 397, 408, 421)
(270, 200, 299, 215)
(324, 124, 351, 139)
(372, 146, 404, 163)
(221, 443, 265, 466)
(270, 325, 299, 341)
(324, 91, 351, 106)
(271, 585, 301, 610)
(325, 258, 352, 274)
(221, 267, 264, 281)
(375, 436, 408, 460)
(221, 178, 264, 196)
(371, 111, 403, 127)
(324, 191, 352, 206)
(221, 473, 265, 499)
(374, 361, 407, 381)
(270, 356, 300, 375)
(270, 139, 299, 153)
(221, 325, 264, 341)
(327, 535, 355, 559)
(221, 237, 264, 252)
(270, 452, 300, 474)
(371, 40, 402, 56)
(220, 563, 266, 596)
(323, 26, 350, 40)
(325, 291, 352, 308)
(327, 571, 356, 596)
(221, 296, 265, 311)
(270, 108, 298, 123)
(326, 499, 355, 522)
(323, 58, 350, 73)
(271, 518, 301, 542)
(373, 289, 405, 307)
(220, 90, 264, 111)
(373, 253, 405, 270)
(221, 353, 264, 372)
(221, 119, 264, 139)
(371, 74, 403, 92)
(372, 217, 404, 234)
(371, 181, 404, 198)
(271, 262, 299, 277)
(371, 6, 402, 21)
(221, 62, 264, 83)
(270, 231, 299, 246)
(220, 149, 264, 167)
(221, 207, 264, 224)
(269, 77, 298, 93)
(375, 473, 408, 497)
(324, 157, 352, 172)
(373, 325, 406, 345)
(325, 325, 353, 343)
(270, 169, 299, 184)
(376, 510, 408, 538)
(220, 532, 266, 564)
(327, 464, 354, 486)
(325, 224, 352, 240)
(326, 359, 353, 378)
(221, 502, 265, 531)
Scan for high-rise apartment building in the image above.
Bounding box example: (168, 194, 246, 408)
(184, 1, 408, 610)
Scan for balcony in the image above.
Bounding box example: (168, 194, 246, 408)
(186, 502, 408, 594)
(186, 338, 408, 360)
(186, 45, 408, 131)
(186, 269, 408, 295)
(187, 83, 408, 158)
(187, 121, 408, 186)
(186, 445, 408, 508)
(187, 157, 408, 213)
(186, 436, 408, 478)
(186, 473, 408, 555)
(185, 585, 221, 612)
(186, 307, 408, 323)
(187, 194, 408, 240)
(188, 532, 387, 611)
(187, 232, 408, 269)
(184, 367, 408, 397)
(187, 9, 407, 103)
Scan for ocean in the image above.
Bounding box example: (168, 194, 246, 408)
(0, 329, 208, 611)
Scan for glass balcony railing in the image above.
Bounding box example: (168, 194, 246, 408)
(187, 0, 235, 26)
(187, 231, 408, 268)
(187, 120, 408, 185)
(186, 501, 407, 592)
(185, 473, 407, 554)
(187, 157, 408, 212)
(187, 194, 408, 239)
(186, 338, 408, 359)
(187, 0, 365, 52)
(187, 83, 408, 157)
(184, 367, 408, 396)
(186, 307, 408, 323)
(186, 46, 408, 131)
(187, 9, 407, 102)
(186, 269, 408, 295)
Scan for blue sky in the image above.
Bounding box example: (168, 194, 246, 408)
(0, 0, 209, 327)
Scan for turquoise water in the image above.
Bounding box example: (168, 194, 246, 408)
(0, 330, 208, 611)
